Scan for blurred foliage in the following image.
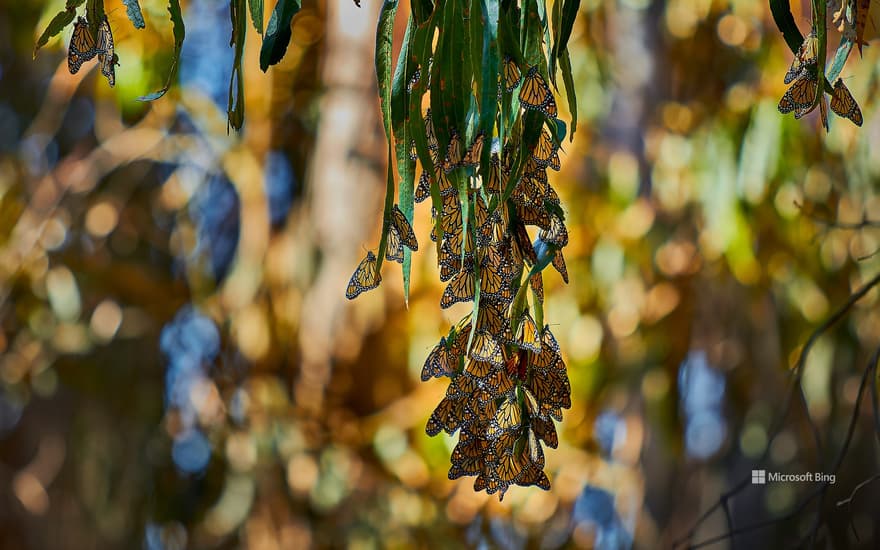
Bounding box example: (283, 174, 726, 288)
(0, 0, 879, 547)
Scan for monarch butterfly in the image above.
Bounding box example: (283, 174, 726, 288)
(443, 131, 462, 173)
(522, 385, 541, 414)
(481, 263, 510, 303)
(475, 301, 507, 338)
(514, 176, 553, 215)
(490, 201, 511, 243)
(461, 133, 485, 167)
(539, 214, 569, 247)
(449, 455, 485, 480)
(485, 153, 504, 194)
(345, 251, 381, 299)
(424, 109, 438, 151)
(485, 368, 515, 397)
(530, 272, 544, 303)
(531, 127, 560, 168)
(527, 427, 544, 467)
(531, 416, 559, 448)
(530, 327, 561, 369)
(438, 240, 463, 282)
(495, 446, 529, 482)
(489, 429, 523, 458)
(453, 430, 489, 458)
(519, 67, 558, 118)
(97, 17, 116, 87)
(68, 17, 100, 74)
(529, 366, 572, 409)
(435, 168, 455, 196)
(469, 330, 505, 367)
(425, 396, 467, 436)
(514, 201, 551, 231)
(415, 171, 431, 203)
(467, 388, 497, 420)
(448, 317, 471, 355)
(473, 193, 493, 246)
(515, 461, 551, 490)
(487, 394, 522, 437)
(511, 222, 538, 265)
(464, 357, 494, 380)
(445, 369, 480, 400)
(440, 194, 462, 234)
(449, 434, 489, 478)
(479, 240, 505, 276)
(385, 225, 404, 263)
(420, 337, 460, 381)
(473, 471, 501, 494)
(778, 65, 818, 114)
(440, 269, 475, 308)
(503, 55, 522, 92)
(551, 249, 569, 283)
(445, 224, 475, 264)
(784, 30, 817, 85)
(390, 204, 418, 250)
(515, 312, 541, 353)
(829, 78, 863, 126)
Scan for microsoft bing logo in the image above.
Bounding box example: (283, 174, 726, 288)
(751, 470, 766, 484)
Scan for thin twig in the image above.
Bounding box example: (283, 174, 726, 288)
(836, 473, 880, 509)
(838, 473, 880, 542)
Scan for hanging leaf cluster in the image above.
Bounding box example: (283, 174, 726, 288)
(34, 0, 306, 130)
(347, 0, 580, 498)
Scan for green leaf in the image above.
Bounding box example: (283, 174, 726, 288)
(478, 0, 499, 174)
(33, 4, 81, 57)
(249, 0, 264, 34)
(259, 0, 302, 71)
(86, 0, 105, 36)
(522, 0, 544, 68)
(391, 16, 416, 304)
(122, 0, 146, 29)
(373, 0, 400, 272)
(768, 0, 803, 53)
(138, 0, 185, 101)
(228, 0, 247, 130)
(406, 16, 442, 255)
(559, 49, 577, 138)
(556, 0, 579, 58)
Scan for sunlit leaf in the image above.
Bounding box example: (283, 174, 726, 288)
(373, 0, 400, 272)
(249, 0, 264, 34)
(33, 4, 80, 57)
(138, 0, 185, 101)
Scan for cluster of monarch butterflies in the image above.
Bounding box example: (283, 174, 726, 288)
(347, 56, 572, 498)
(777, 30, 863, 127)
(68, 15, 118, 87)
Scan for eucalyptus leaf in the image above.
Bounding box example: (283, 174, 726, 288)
(259, 0, 302, 71)
(138, 0, 185, 101)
